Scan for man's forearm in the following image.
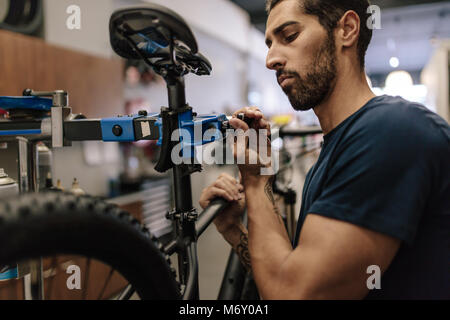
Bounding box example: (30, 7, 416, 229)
(244, 178, 293, 298)
(219, 223, 252, 271)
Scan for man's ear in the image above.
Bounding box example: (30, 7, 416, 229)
(337, 10, 360, 49)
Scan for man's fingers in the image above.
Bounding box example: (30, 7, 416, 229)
(232, 107, 264, 123)
(199, 172, 244, 208)
(229, 118, 249, 131)
(214, 180, 236, 200)
(219, 174, 239, 189)
(220, 178, 241, 198)
(232, 106, 261, 117)
(218, 172, 235, 182)
(259, 118, 270, 130)
(214, 179, 240, 200)
(216, 174, 243, 198)
(219, 173, 241, 188)
(231, 107, 270, 133)
(253, 110, 264, 120)
(209, 187, 235, 202)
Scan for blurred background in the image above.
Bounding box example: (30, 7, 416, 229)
(0, 0, 449, 299)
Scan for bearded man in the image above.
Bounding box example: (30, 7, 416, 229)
(200, 0, 449, 299)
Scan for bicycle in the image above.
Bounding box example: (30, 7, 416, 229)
(0, 4, 321, 300)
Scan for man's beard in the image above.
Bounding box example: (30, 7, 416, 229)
(279, 32, 337, 111)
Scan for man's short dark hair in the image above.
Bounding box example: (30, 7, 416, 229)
(266, 0, 373, 68)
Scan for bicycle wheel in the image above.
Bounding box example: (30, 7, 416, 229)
(0, 192, 180, 300)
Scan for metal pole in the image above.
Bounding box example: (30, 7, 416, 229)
(17, 138, 44, 300)
(217, 250, 246, 300)
(17, 137, 29, 193)
(196, 199, 229, 238)
(167, 77, 193, 213)
(166, 75, 198, 298)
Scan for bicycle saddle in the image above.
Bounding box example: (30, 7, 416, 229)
(110, 4, 198, 60)
(110, 4, 211, 77)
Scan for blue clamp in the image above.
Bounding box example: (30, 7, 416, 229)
(0, 267, 18, 281)
(179, 113, 228, 147)
(0, 96, 53, 111)
(154, 112, 227, 147)
(101, 115, 141, 142)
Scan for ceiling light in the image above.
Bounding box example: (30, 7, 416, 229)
(385, 70, 413, 94)
(389, 57, 400, 68)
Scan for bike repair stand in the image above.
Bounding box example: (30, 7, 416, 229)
(1, 89, 70, 300)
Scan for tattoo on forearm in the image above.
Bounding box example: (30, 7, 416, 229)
(264, 178, 284, 223)
(236, 231, 251, 271)
(264, 178, 276, 204)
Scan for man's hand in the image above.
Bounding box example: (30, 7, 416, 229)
(199, 173, 246, 234)
(199, 173, 252, 271)
(229, 107, 273, 185)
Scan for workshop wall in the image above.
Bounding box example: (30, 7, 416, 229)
(0, 29, 124, 195)
(43, 0, 116, 58)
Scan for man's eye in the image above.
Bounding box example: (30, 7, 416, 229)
(285, 33, 299, 42)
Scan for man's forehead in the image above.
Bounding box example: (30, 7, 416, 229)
(266, 0, 304, 36)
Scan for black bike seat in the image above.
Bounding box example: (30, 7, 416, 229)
(110, 4, 198, 60)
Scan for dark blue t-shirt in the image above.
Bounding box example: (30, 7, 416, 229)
(293, 95, 450, 299)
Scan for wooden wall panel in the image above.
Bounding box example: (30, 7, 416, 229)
(0, 30, 124, 117)
(0, 30, 131, 300)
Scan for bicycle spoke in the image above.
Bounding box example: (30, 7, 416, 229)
(82, 258, 91, 300)
(116, 285, 135, 300)
(29, 259, 44, 300)
(45, 257, 58, 300)
(97, 267, 115, 300)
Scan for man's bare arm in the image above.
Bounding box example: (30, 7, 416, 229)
(199, 173, 251, 270)
(221, 178, 285, 272)
(220, 223, 252, 271)
(244, 180, 401, 300)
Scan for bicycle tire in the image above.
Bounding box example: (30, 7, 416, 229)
(0, 192, 180, 300)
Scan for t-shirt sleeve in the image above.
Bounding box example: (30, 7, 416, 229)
(308, 109, 443, 245)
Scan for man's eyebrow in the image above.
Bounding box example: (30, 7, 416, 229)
(265, 21, 300, 47)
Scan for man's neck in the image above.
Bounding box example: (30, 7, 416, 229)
(314, 69, 376, 136)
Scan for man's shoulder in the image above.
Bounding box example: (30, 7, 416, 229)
(351, 95, 449, 148)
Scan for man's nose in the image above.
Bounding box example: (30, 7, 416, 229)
(266, 47, 286, 71)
